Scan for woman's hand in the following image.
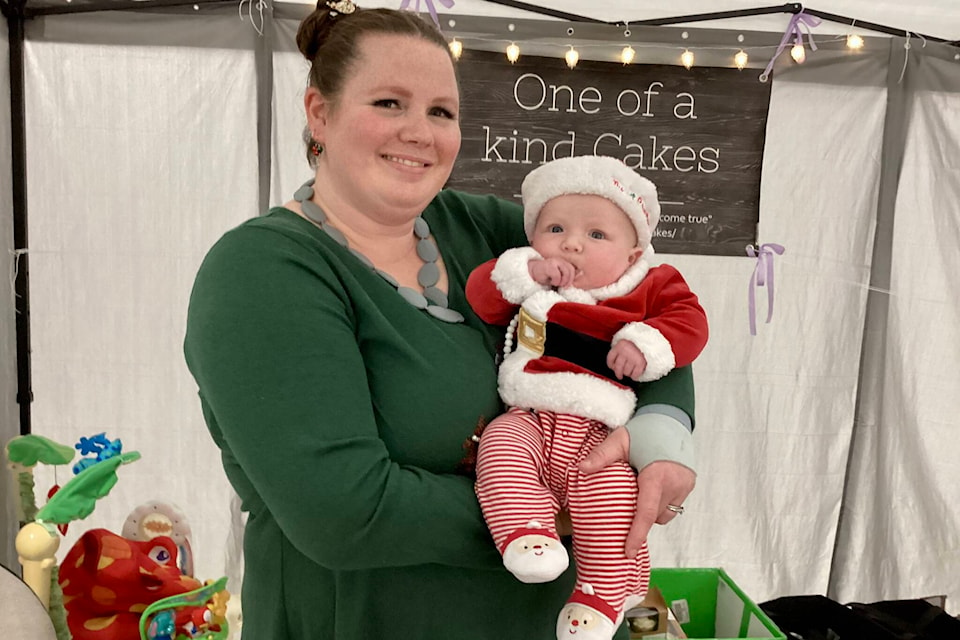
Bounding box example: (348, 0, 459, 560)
(579, 427, 696, 558)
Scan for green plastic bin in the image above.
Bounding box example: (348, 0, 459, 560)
(649, 568, 785, 640)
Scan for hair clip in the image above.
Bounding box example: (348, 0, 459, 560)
(324, 0, 357, 15)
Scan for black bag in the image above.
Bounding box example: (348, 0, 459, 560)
(760, 594, 960, 640)
(847, 599, 960, 640)
(760, 595, 900, 640)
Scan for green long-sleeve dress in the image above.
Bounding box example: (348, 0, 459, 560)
(184, 189, 694, 640)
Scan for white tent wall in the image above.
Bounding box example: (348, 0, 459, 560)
(1, 0, 959, 628)
(19, 9, 260, 586)
(832, 50, 960, 606)
(645, 58, 886, 598)
(1, 15, 19, 575)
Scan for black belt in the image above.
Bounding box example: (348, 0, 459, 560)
(541, 321, 621, 383)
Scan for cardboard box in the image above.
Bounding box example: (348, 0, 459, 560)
(649, 568, 785, 640)
(626, 585, 688, 638)
(625, 586, 669, 637)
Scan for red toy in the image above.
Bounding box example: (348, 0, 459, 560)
(59, 529, 214, 640)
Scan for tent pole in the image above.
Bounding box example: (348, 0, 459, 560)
(256, 2, 274, 215)
(6, 0, 32, 435)
(804, 8, 956, 44)
(469, 0, 605, 23)
(22, 0, 234, 18)
(476, 1, 955, 46)
(618, 3, 803, 27)
(476, 1, 801, 26)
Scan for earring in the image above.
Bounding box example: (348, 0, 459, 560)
(311, 141, 323, 156)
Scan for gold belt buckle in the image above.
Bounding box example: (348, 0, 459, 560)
(517, 308, 546, 355)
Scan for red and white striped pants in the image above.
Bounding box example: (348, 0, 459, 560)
(475, 407, 650, 614)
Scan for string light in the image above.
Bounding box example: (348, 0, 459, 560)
(846, 33, 865, 49)
(734, 50, 749, 70)
(790, 43, 806, 63)
(452, 22, 880, 79)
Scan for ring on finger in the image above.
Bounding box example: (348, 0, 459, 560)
(665, 504, 685, 515)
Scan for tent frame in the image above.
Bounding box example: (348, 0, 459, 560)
(2, 0, 957, 438)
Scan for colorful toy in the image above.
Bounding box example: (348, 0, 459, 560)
(123, 501, 195, 577)
(5, 434, 76, 524)
(58, 529, 228, 640)
(9, 433, 140, 640)
(72, 432, 125, 475)
(146, 610, 177, 640)
(8, 432, 229, 640)
(140, 578, 230, 640)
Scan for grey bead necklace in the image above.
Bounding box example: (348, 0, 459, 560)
(293, 179, 465, 323)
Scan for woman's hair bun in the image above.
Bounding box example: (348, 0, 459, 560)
(296, 6, 338, 61)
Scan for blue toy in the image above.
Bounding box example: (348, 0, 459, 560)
(72, 433, 124, 475)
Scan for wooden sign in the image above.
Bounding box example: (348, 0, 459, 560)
(447, 49, 771, 256)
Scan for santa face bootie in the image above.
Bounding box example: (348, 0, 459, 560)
(501, 521, 569, 584)
(555, 584, 619, 640)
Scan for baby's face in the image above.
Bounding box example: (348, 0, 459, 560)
(531, 194, 642, 290)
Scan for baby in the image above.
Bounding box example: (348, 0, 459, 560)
(466, 155, 708, 640)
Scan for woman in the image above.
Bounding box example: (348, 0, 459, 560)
(183, 3, 696, 639)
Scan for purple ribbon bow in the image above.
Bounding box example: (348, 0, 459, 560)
(760, 11, 822, 81)
(747, 243, 785, 335)
(399, 0, 455, 29)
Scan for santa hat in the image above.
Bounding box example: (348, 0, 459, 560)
(500, 520, 559, 551)
(566, 583, 620, 624)
(521, 155, 661, 251)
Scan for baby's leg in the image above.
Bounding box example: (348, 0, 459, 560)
(556, 435, 650, 639)
(476, 408, 569, 583)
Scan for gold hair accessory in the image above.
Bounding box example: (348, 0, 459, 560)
(325, 0, 356, 14)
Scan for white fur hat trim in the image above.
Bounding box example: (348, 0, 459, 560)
(521, 155, 661, 251)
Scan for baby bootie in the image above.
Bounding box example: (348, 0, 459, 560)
(555, 584, 618, 640)
(501, 520, 569, 583)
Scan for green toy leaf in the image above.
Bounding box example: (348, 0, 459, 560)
(6, 435, 75, 467)
(36, 451, 141, 525)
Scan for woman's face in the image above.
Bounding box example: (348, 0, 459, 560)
(309, 33, 461, 220)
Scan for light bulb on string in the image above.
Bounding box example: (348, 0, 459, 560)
(680, 49, 695, 70)
(846, 33, 864, 50)
(564, 46, 580, 69)
(448, 38, 463, 60)
(620, 45, 636, 65)
(506, 42, 520, 64)
(734, 50, 748, 70)
(790, 43, 806, 63)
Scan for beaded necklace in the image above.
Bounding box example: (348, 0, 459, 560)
(293, 179, 465, 323)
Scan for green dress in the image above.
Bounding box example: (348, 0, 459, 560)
(184, 189, 694, 640)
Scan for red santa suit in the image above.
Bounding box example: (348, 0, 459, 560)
(466, 245, 708, 630)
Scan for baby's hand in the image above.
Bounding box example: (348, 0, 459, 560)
(529, 258, 577, 288)
(607, 341, 648, 381)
